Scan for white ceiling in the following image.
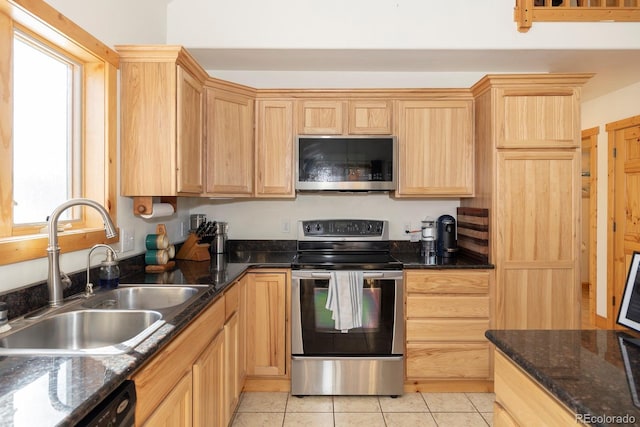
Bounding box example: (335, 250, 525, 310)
(189, 48, 640, 101)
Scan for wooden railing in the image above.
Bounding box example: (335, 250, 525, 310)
(515, 0, 640, 31)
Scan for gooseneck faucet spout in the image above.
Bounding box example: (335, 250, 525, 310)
(47, 198, 117, 307)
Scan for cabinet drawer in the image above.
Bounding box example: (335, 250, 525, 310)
(406, 343, 490, 379)
(407, 295, 489, 318)
(406, 271, 489, 294)
(225, 282, 239, 319)
(407, 319, 489, 342)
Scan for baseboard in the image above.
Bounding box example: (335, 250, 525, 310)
(242, 377, 291, 392)
(404, 380, 494, 393)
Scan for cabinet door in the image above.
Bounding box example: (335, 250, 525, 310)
(205, 88, 254, 196)
(496, 150, 580, 329)
(120, 61, 177, 196)
(192, 331, 224, 427)
(497, 88, 579, 149)
(176, 65, 204, 194)
(255, 100, 295, 197)
(224, 312, 240, 425)
(348, 100, 392, 134)
(246, 272, 287, 376)
(394, 100, 474, 196)
(297, 100, 345, 134)
(143, 371, 193, 427)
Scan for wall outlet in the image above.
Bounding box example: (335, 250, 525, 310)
(281, 219, 290, 233)
(180, 219, 190, 237)
(120, 227, 135, 253)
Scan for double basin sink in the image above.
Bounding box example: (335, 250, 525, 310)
(0, 285, 209, 356)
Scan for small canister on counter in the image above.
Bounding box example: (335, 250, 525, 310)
(145, 233, 169, 250)
(211, 222, 228, 254)
(190, 214, 207, 232)
(145, 249, 169, 265)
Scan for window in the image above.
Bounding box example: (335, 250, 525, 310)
(12, 32, 81, 227)
(0, 1, 118, 265)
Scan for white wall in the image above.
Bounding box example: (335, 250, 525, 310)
(166, 0, 640, 50)
(187, 194, 459, 241)
(581, 80, 640, 318)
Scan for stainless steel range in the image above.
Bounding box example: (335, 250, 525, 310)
(291, 219, 404, 396)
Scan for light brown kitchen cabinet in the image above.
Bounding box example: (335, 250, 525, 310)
(348, 100, 392, 134)
(204, 83, 255, 196)
(394, 99, 474, 197)
(462, 74, 590, 330)
(117, 45, 208, 197)
(246, 270, 289, 377)
(255, 100, 295, 197)
(223, 280, 243, 425)
(405, 270, 492, 391)
(131, 294, 225, 426)
(297, 100, 346, 134)
(192, 330, 225, 427)
(494, 351, 587, 426)
(143, 371, 193, 427)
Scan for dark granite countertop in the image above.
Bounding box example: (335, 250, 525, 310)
(0, 246, 490, 426)
(486, 329, 640, 427)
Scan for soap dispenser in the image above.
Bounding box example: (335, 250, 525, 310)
(99, 250, 120, 289)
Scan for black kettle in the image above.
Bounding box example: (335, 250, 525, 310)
(436, 215, 458, 258)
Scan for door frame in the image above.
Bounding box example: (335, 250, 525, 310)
(582, 126, 598, 328)
(606, 114, 640, 328)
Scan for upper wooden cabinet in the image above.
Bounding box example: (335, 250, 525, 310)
(297, 100, 346, 135)
(204, 81, 255, 197)
(117, 45, 208, 197)
(255, 100, 295, 197)
(394, 98, 474, 197)
(348, 100, 392, 134)
(295, 99, 392, 135)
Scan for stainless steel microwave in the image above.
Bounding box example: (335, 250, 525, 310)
(295, 135, 397, 191)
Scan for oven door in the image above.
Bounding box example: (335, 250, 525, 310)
(291, 270, 403, 356)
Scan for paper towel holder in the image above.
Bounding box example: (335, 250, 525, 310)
(133, 196, 177, 216)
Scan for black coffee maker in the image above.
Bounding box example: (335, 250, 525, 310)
(436, 215, 458, 259)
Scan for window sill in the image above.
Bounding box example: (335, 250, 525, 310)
(0, 228, 119, 266)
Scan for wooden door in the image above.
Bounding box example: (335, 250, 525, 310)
(608, 115, 640, 327)
(176, 65, 204, 194)
(255, 100, 295, 197)
(394, 99, 474, 196)
(205, 88, 254, 196)
(246, 272, 287, 376)
(192, 331, 224, 427)
(297, 100, 345, 134)
(497, 150, 581, 329)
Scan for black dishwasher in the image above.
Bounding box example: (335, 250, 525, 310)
(77, 380, 136, 427)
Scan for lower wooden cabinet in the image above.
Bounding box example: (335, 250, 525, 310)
(132, 278, 246, 427)
(143, 371, 193, 427)
(405, 270, 493, 391)
(494, 351, 586, 426)
(246, 270, 289, 378)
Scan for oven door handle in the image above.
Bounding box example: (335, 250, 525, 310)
(310, 272, 333, 278)
(362, 272, 385, 279)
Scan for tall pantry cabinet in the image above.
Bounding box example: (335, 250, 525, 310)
(463, 74, 592, 329)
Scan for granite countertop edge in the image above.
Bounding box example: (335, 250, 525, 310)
(485, 330, 607, 426)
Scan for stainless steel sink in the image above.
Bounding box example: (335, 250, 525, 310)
(83, 285, 204, 311)
(0, 309, 164, 356)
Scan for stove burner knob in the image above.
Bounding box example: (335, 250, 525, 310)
(315, 223, 322, 231)
(305, 224, 311, 233)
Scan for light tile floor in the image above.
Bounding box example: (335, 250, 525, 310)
(232, 391, 495, 427)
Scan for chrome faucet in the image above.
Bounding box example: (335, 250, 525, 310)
(47, 198, 117, 307)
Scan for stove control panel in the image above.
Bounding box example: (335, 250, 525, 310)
(300, 219, 386, 238)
